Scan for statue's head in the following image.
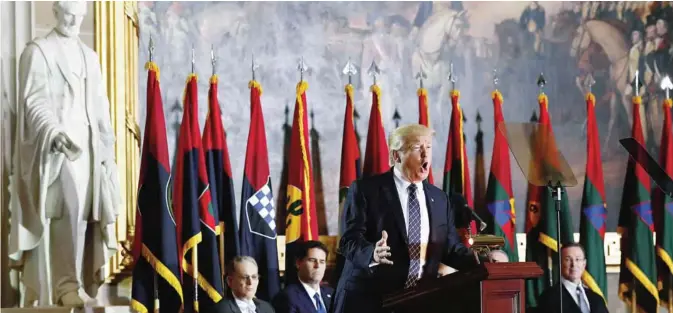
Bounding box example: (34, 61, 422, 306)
(52, 1, 87, 38)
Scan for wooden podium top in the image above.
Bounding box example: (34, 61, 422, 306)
(383, 262, 543, 309)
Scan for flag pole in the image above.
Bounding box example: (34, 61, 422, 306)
(191, 45, 200, 311)
(344, 57, 356, 86)
(631, 284, 637, 313)
(661, 74, 673, 313)
(149, 34, 161, 313)
(631, 71, 640, 313)
(211, 45, 226, 290)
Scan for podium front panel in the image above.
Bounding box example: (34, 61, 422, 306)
(481, 279, 524, 313)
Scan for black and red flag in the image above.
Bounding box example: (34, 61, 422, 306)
(202, 74, 239, 281)
(131, 61, 183, 313)
(239, 79, 281, 302)
(174, 73, 223, 313)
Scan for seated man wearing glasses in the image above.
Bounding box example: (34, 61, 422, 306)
(535, 243, 608, 313)
(214, 256, 275, 313)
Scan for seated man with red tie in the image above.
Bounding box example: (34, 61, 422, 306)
(330, 124, 483, 313)
(272, 241, 332, 313)
(536, 243, 608, 313)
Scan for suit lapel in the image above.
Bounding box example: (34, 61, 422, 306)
(296, 285, 318, 313)
(320, 286, 332, 312)
(382, 169, 408, 243)
(228, 299, 243, 313)
(422, 181, 435, 233)
(47, 31, 78, 91)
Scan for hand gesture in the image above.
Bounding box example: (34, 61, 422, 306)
(52, 132, 71, 154)
(373, 230, 393, 265)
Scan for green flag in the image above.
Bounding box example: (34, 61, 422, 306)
(579, 93, 607, 302)
(618, 96, 659, 313)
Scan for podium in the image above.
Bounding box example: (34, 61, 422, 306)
(382, 262, 543, 313)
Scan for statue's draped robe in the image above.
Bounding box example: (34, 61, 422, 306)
(8, 30, 119, 306)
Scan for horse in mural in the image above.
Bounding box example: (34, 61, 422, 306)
(548, 14, 632, 151)
(409, 7, 467, 120)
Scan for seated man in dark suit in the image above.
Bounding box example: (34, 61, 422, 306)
(212, 256, 275, 313)
(331, 124, 483, 313)
(272, 241, 333, 313)
(536, 243, 608, 313)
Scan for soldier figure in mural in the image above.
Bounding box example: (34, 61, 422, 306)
(519, 1, 546, 55)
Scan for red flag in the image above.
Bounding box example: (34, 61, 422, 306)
(363, 84, 389, 177)
(418, 87, 434, 184)
(338, 83, 362, 234)
(284, 81, 320, 284)
(443, 90, 474, 244)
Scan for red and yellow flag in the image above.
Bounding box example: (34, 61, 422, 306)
(284, 80, 319, 284)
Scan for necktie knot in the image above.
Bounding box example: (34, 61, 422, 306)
(408, 184, 417, 195)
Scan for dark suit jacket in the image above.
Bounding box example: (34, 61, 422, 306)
(271, 283, 333, 313)
(209, 297, 275, 313)
(536, 282, 608, 313)
(331, 169, 478, 313)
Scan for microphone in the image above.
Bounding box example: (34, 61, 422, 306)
(470, 208, 488, 232)
(449, 191, 488, 232)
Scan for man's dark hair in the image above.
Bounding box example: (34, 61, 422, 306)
(561, 242, 586, 258)
(295, 240, 329, 261)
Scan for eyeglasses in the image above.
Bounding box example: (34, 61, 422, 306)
(232, 274, 261, 282)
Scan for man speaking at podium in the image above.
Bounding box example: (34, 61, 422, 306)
(331, 124, 482, 313)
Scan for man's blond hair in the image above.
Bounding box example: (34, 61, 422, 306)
(388, 124, 435, 165)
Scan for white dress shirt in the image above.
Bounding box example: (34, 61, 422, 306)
(234, 296, 257, 313)
(300, 281, 325, 311)
(392, 167, 431, 278)
(562, 278, 591, 311)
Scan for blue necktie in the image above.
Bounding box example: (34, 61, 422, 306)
(577, 286, 590, 313)
(314, 293, 326, 313)
(405, 184, 422, 289)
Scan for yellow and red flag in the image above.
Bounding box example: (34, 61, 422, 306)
(284, 80, 319, 284)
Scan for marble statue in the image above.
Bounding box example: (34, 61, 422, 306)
(8, 1, 120, 307)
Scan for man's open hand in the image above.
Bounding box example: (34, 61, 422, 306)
(373, 230, 393, 265)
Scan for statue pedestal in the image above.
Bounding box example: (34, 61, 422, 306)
(3, 306, 131, 313)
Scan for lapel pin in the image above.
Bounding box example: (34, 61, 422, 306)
(431, 198, 434, 202)
(326, 294, 331, 298)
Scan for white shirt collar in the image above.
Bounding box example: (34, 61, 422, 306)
(234, 296, 256, 312)
(562, 277, 584, 292)
(393, 167, 423, 192)
(300, 280, 321, 299)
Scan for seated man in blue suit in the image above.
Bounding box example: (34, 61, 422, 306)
(272, 241, 333, 313)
